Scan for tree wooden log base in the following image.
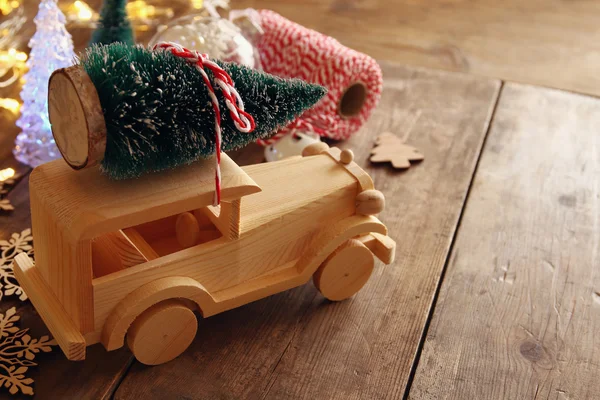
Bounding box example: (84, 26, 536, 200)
(126, 299, 198, 365)
(48, 65, 107, 169)
(313, 239, 375, 301)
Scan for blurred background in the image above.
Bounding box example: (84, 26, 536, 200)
(2, 0, 599, 144)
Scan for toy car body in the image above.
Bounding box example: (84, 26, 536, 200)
(14, 147, 395, 365)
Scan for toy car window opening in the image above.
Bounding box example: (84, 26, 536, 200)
(91, 207, 223, 278)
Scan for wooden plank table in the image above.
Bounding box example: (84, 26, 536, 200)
(410, 84, 600, 400)
(113, 63, 499, 400)
(232, 0, 600, 97)
(0, 61, 501, 398)
(1, 10, 599, 399)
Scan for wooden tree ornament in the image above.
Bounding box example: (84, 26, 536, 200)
(370, 132, 424, 169)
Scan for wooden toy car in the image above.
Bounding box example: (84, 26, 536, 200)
(13, 145, 395, 365)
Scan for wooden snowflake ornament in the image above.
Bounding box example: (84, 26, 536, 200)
(0, 230, 55, 396)
(0, 307, 55, 396)
(0, 173, 18, 213)
(0, 200, 14, 212)
(370, 132, 424, 169)
(0, 229, 32, 301)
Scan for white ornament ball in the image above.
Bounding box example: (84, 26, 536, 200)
(150, 15, 261, 69)
(264, 132, 322, 162)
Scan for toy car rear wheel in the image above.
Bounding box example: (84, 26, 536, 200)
(313, 239, 375, 301)
(126, 298, 198, 365)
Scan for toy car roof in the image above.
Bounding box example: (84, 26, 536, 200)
(30, 153, 261, 240)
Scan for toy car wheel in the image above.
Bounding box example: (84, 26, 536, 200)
(313, 239, 375, 301)
(126, 298, 198, 365)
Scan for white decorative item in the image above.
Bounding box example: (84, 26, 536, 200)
(13, 0, 75, 167)
(264, 131, 321, 162)
(229, 8, 264, 44)
(149, 14, 260, 69)
(203, 0, 230, 17)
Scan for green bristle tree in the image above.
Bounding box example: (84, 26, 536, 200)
(89, 0, 134, 46)
(80, 43, 326, 179)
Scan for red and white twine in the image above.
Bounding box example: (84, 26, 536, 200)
(254, 10, 383, 145)
(152, 42, 256, 206)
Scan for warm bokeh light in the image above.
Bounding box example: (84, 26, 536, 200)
(0, 168, 15, 182)
(0, 48, 27, 63)
(0, 0, 21, 16)
(73, 0, 93, 21)
(0, 48, 27, 89)
(61, 0, 98, 25)
(190, 0, 203, 9)
(0, 98, 20, 114)
(127, 0, 174, 26)
(61, 0, 198, 31)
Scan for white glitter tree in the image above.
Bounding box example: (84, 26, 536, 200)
(14, 0, 75, 167)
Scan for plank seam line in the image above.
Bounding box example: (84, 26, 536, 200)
(402, 81, 505, 400)
(108, 355, 136, 399)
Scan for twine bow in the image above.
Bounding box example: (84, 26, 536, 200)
(152, 42, 256, 205)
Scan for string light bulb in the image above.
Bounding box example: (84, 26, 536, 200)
(0, 168, 16, 182)
(127, 0, 174, 30)
(0, 48, 27, 63)
(0, 48, 27, 88)
(60, 0, 98, 26)
(0, 0, 21, 16)
(61, 0, 178, 30)
(0, 98, 20, 114)
(72, 0, 94, 21)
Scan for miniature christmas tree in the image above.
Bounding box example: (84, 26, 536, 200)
(74, 43, 326, 179)
(90, 0, 134, 46)
(13, 0, 75, 167)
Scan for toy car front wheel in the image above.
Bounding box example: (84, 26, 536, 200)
(126, 299, 198, 365)
(313, 239, 375, 301)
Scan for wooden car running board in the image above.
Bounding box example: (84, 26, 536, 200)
(12, 253, 86, 361)
(209, 260, 298, 311)
(101, 216, 392, 351)
(210, 232, 394, 314)
(103, 231, 395, 349)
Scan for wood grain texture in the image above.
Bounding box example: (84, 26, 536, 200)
(126, 299, 198, 366)
(92, 230, 149, 278)
(94, 215, 387, 349)
(13, 253, 87, 361)
(313, 239, 375, 301)
(0, 176, 133, 400)
(113, 63, 500, 399)
(231, 0, 600, 97)
(410, 83, 600, 399)
(28, 153, 260, 241)
(48, 66, 107, 170)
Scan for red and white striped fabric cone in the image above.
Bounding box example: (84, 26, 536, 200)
(255, 10, 383, 145)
